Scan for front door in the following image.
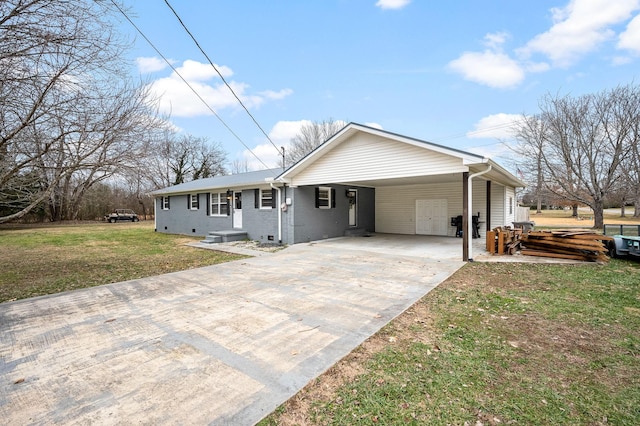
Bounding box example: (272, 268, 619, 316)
(233, 191, 242, 228)
(416, 199, 448, 235)
(347, 189, 357, 227)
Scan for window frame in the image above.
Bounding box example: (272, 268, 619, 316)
(209, 192, 228, 216)
(317, 186, 331, 209)
(260, 188, 274, 209)
(161, 196, 170, 210)
(189, 194, 199, 210)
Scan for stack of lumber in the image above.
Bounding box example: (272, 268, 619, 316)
(520, 230, 614, 262)
(486, 227, 522, 255)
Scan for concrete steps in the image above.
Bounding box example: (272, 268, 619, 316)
(201, 230, 248, 244)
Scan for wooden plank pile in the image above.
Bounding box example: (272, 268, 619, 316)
(486, 227, 522, 255)
(520, 230, 614, 262)
(486, 228, 614, 262)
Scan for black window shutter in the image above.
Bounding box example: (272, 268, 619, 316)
(195, 194, 199, 209)
(254, 189, 259, 208)
(167, 196, 170, 209)
(206, 193, 210, 216)
(271, 188, 276, 209)
(187, 194, 190, 209)
(331, 188, 336, 208)
(315, 187, 320, 208)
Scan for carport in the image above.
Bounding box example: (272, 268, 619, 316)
(276, 123, 525, 261)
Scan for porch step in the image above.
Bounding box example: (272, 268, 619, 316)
(202, 230, 248, 243)
(344, 228, 368, 237)
(200, 235, 222, 244)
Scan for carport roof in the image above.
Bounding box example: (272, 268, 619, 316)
(277, 122, 526, 188)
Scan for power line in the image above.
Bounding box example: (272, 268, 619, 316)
(163, 0, 283, 157)
(108, 0, 272, 170)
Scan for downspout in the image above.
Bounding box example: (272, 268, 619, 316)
(153, 196, 157, 232)
(270, 182, 282, 244)
(467, 164, 491, 261)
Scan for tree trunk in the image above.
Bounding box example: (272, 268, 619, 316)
(593, 199, 605, 229)
(572, 204, 578, 217)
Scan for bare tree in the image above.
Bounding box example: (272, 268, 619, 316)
(514, 85, 638, 229)
(618, 87, 640, 217)
(146, 133, 227, 188)
(230, 159, 251, 174)
(286, 118, 346, 166)
(513, 114, 547, 214)
(0, 0, 158, 222)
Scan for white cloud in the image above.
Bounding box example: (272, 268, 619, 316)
(375, 0, 411, 10)
(518, 0, 640, 67)
(467, 113, 524, 140)
(147, 59, 293, 117)
(174, 59, 234, 81)
(364, 122, 384, 129)
(618, 13, 640, 54)
(448, 50, 525, 89)
(483, 32, 510, 50)
(242, 120, 311, 170)
(136, 56, 169, 73)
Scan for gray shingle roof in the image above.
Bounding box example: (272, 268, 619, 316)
(150, 168, 281, 196)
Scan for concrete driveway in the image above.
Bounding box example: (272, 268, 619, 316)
(0, 235, 465, 425)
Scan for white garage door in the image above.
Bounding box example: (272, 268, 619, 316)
(416, 199, 448, 235)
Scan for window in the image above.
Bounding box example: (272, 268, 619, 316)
(260, 189, 273, 209)
(189, 194, 199, 210)
(254, 188, 276, 209)
(161, 196, 170, 210)
(209, 192, 228, 216)
(315, 186, 334, 209)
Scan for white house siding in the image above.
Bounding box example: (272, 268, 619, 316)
(289, 133, 467, 186)
(490, 183, 506, 229)
(471, 179, 487, 238)
(376, 183, 463, 236)
(505, 186, 516, 227)
(376, 179, 497, 238)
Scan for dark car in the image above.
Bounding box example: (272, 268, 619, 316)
(105, 209, 139, 223)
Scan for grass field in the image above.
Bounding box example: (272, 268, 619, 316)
(0, 221, 245, 303)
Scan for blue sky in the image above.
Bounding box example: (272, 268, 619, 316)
(120, 0, 640, 171)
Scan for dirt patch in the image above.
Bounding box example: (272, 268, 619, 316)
(225, 240, 286, 253)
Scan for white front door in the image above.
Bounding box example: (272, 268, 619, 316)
(233, 191, 242, 229)
(416, 199, 448, 235)
(347, 189, 357, 227)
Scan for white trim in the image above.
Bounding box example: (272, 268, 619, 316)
(259, 188, 273, 209)
(189, 194, 199, 210)
(209, 192, 228, 216)
(318, 186, 331, 209)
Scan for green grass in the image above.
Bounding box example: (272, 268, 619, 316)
(0, 222, 246, 303)
(262, 261, 640, 425)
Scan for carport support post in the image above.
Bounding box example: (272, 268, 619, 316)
(486, 180, 491, 232)
(462, 172, 469, 261)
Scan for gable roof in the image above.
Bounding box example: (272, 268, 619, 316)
(277, 122, 525, 188)
(150, 168, 281, 196)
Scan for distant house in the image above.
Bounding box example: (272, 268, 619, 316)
(151, 123, 525, 260)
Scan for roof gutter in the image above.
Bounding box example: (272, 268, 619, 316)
(467, 164, 492, 261)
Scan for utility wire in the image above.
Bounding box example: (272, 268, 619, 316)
(109, 0, 272, 170)
(163, 0, 283, 156)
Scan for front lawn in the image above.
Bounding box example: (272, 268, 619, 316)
(0, 222, 245, 303)
(262, 260, 640, 425)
